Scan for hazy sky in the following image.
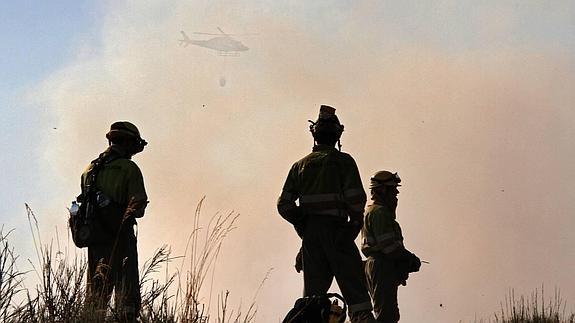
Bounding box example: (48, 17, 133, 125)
(2, 1, 575, 322)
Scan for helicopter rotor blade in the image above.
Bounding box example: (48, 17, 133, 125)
(194, 32, 258, 36)
(215, 27, 258, 36)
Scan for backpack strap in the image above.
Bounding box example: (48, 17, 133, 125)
(326, 293, 347, 323)
(81, 151, 122, 221)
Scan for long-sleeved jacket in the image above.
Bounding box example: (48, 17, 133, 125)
(361, 203, 404, 257)
(277, 145, 366, 224)
(81, 145, 148, 219)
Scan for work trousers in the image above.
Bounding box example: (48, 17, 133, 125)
(302, 215, 373, 316)
(87, 225, 140, 321)
(365, 256, 400, 323)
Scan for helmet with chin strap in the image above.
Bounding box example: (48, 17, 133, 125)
(308, 105, 345, 149)
(370, 170, 401, 189)
(106, 121, 147, 153)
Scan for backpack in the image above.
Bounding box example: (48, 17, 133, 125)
(282, 293, 346, 323)
(69, 153, 124, 248)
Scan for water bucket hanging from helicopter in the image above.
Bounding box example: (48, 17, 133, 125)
(179, 27, 257, 87)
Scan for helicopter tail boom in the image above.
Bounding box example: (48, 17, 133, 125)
(179, 31, 192, 46)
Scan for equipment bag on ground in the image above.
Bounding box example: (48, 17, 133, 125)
(282, 293, 347, 323)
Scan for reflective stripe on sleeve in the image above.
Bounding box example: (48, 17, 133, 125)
(364, 235, 376, 244)
(375, 232, 395, 243)
(382, 241, 404, 254)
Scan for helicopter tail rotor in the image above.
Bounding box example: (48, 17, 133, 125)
(179, 31, 192, 46)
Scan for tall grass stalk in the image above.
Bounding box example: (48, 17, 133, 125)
(0, 200, 261, 322)
(0, 228, 25, 323)
(492, 287, 575, 323)
(473, 287, 575, 323)
(177, 197, 240, 323)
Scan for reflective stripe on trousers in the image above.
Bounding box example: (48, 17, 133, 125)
(302, 215, 372, 314)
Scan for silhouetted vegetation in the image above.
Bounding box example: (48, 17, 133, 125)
(0, 199, 261, 323)
(5, 204, 574, 322)
(473, 288, 575, 323)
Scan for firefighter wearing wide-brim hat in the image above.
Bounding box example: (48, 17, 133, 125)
(362, 171, 420, 323)
(80, 121, 148, 322)
(278, 105, 376, 323)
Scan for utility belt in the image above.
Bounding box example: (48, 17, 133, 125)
(93, 191, 134, 234)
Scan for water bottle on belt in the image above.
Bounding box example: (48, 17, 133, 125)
(69, 201, 80, 217)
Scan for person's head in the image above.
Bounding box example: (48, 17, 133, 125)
(106, 121, 147, 156)
(309, 105, 344, 147)
(370, 170, 401, 209)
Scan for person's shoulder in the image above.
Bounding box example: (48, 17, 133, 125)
(81, 162, 94, 178)
(108, 158, 142, 172)
(364, 204, 380, 225)
(335, 150, 358, 165)
(292, 151, 316, 167)
(365, 203, 383, 215)
(366, 204, 391, 219)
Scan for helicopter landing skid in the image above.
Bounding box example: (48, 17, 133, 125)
(218, 51, 240, 57)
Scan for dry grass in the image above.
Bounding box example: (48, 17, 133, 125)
(0, 199, 262, 323)
(493, 288, 575, 323)
(472, 287, 575, 323)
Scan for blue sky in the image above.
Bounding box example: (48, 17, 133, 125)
(2, 1, 575, 322)
(0, 1, 99, 237)
(0, 1, 100, 91)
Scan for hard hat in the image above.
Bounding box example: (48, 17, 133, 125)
(106, 121, 142, 140)
(309, 105, 344, 138)
(316, 105, 342, 125)
(106, 121, 148, 153)
(370, 170, 401, 189)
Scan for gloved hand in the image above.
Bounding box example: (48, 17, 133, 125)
(344, 215, 363, 240)
(406, 251, 421, 273)
(395, 250, 420, 286)
(295, 247, 303, 273)
(124, 197, 148, 220)
(397, 272, 409, 286)
(285, 207, 306, 238)
(337, 221, 362, 243)
(294, 223, 306, 239)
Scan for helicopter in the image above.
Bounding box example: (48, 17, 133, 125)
(179, 27, 253, 56)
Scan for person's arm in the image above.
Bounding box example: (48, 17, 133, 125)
(370, 226, 405, 259)
(366, 207, 405, 258)
(277, 165, 304, 235)
(125, 163, 148, 219)
(341, 156, 367, 237)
